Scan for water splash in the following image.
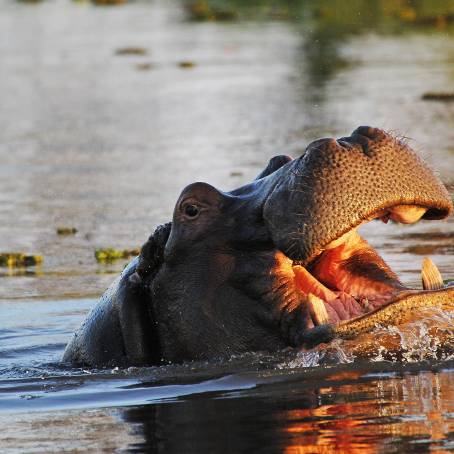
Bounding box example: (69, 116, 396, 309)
(283, 309, 454, 369)
(369, 308, 454, 363)
(282, 339, 356, 369)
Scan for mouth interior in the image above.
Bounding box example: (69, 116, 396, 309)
(289, 204, 429, 326)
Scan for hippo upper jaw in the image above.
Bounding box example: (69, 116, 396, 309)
(263, 126, 453, 268)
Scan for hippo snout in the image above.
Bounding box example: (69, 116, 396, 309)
(264, 126, 453, 265)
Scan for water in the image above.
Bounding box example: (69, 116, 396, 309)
(1, 0, 454, 452)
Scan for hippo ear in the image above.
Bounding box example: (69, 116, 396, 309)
(175, 182, 227, 209)
(255, 155, 292, 180)
(130, 222, 172, 284)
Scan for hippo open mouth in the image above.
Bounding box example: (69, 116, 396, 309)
(289, 208, 440, 326)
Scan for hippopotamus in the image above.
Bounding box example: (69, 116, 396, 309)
(63, 126, 454, 367)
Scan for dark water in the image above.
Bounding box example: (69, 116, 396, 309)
(1, 0, 454, 452)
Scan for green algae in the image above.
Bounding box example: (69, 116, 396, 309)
(115, 47, 148, 56)
(135, 63, 153, 71)
(56, 227, 78, 236)
(178, 61, 196, 68)
(95, 248, 140, 263)
(185, 1, 239, 21)
(422, 92, 454, 101)
(0, 253, 43, 268)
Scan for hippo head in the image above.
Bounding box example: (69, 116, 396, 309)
(137, 127, 453, 363)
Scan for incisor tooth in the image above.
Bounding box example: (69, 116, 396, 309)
(307, 293, 329, 325)
(421, 257, 444, 290)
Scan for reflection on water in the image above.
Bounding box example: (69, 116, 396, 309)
(275, 371, 454, 454)
(1, 408, 141, 453)
(88, 367, 454, 453)
(2, 358, 454, 452)
(0, 0, 454, 452)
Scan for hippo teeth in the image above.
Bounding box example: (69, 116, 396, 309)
(288, 202, 452, 326)
(421, 257, 444, 290)
(307, 293, 329, 325)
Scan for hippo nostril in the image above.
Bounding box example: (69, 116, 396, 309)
(354, 134, 375, 157)
(352, 126, 386, 141)
(336, 138, 355, 150)
(339, 133, 375, 157)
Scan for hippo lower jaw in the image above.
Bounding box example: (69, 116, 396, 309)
(280, 203, 451, 333)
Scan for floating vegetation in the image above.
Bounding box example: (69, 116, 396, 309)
(56, 227, 78, 236)
(422, 92, 454, 102)
(185, 0, 239, 21)
(402, 11, 454, 27)
(73, 0, 127, 5)
(184, 0, 297, 21)
(0, 253, 43, 268)
(178, 61, 196, 69)
(115, 47, 148, 56)
(91, 0, 127, 5)
(184, 0, 454, 34)
(95, 248, 139, 263)
(394, 231, 454, 241)
(135, 63, 152, 71)
(403, 244, 454, 255)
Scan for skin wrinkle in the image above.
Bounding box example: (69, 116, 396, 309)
(327, 298, 349, 321)
(271, 253, 300, 314)
(204, 252, 238, 325)
(342, 251, 401, 286)
(310, 235, 401, 293)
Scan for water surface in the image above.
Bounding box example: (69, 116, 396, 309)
(1, 1, 454, 452)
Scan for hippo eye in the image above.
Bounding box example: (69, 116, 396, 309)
(184, 204, 200, 218)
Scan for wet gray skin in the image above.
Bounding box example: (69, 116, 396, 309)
(63, 126, 453, 367)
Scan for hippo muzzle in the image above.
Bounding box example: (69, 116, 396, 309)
(264, 126, 451, 264)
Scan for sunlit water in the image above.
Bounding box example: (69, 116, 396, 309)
(1, 0, 454, 452)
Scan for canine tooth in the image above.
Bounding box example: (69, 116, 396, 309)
(421, 257, 443, 290)
(389, 205, 427, 224)
(307, 293, 329, 325)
